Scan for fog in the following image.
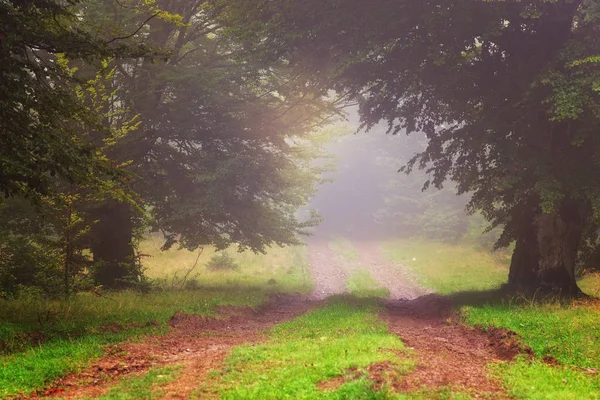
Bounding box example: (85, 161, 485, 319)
(308, 111, 470, 243)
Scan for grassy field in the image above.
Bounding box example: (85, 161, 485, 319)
(382, 238, 600, 399)
(0, 238, 312, 398)
(382, 238, 509, 294)
(140, 236, 312, 294)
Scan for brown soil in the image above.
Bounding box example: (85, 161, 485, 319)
(39, 295, 317, 399)
(382, 295, 513, 398)
(306, 238, 351, 299)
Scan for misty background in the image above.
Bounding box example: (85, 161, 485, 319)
(308, 111, 498, 249)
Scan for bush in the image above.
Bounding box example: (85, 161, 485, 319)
(206, 252, 239, 271)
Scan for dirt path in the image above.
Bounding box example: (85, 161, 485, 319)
(40, 239, 512, 399)
(383, 295, 511, 397)
(351, 240, 429, 300)
(41, 295, 317, 399)
(306, 238, 352, 299)
(309, 237, 511, 397)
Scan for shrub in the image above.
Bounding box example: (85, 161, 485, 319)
(206, 252, 239, 271)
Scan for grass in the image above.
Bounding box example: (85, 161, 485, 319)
(382, 237, 600, 398)
(0, 238, 313, 398)
(196, 297, 415, 399)
(382, 238, 508, 294)
(346, 269, 390, 298)
(463, 301, 600, 399)
(0, 289, 264, 398)
(140, 236, 312, 294)
(328, 237, 360, 262)
(96, 365, 181, 400)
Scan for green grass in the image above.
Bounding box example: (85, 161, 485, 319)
(492, 358, 600, 400)
(0, 238, 313, 398)
(196, 297, 415, 399)
(96, 365, 181, 400)
(463, 301, 600, 370)
(346, 269, 390, 298)
(0, 289, 265, 398)
(382, 238, 508, 294)
(328, 237, 360, 262)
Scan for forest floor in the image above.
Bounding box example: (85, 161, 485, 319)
(6, 236, 599, 399)
(27, 236, 530, 400)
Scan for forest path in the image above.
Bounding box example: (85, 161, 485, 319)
(41, 239, 512, 399)
(308, 237, 512, 397)
(41, 296, 318, 399)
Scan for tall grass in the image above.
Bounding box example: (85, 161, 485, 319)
(140, 236, 312, 294)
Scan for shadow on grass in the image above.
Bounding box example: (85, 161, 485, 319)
(445, 284, 598, 309)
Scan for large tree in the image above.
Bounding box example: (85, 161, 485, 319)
(215, 0, 600, 293)
(79, 0, 335, 287)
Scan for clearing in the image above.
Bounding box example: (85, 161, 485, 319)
(3, 237, 600, 399)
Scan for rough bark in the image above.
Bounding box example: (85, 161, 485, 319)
(90, 201, 135, 289)
(509, 200, 584, 295)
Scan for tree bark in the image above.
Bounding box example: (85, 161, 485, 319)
(90, 201, 135, 289)
(509, 200, 584, 295)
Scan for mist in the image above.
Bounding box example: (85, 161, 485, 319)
(308, 111, 471, 244)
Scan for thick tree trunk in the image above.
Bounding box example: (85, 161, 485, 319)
(509, 200, 584, 295)
(90, 201, 135, 289)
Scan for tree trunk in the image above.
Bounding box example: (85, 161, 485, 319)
(90, 201, 135, 289)
(509, 200, 584, 295)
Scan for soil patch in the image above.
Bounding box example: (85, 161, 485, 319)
(382, 294, 511, 397)
(306, 238, 351, 299)
(38, 294, 317, 399)
(480, 326, 533, 361)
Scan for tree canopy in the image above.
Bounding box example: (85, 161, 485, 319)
(0, 0, 334, 293)
(214, 0, 600, 292)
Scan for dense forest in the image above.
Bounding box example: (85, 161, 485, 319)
(2, 0, 600, 297)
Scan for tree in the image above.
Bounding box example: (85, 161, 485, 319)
(77, 0, 336, 288)
(0, 0, 148, 202)
(214, 0, 600, 293)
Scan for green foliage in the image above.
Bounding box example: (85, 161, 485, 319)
(206, 252, 240, 272)
(215, 0, 600, 289)
(0, 0, 147, 201)
(198, 297, 414, 399)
